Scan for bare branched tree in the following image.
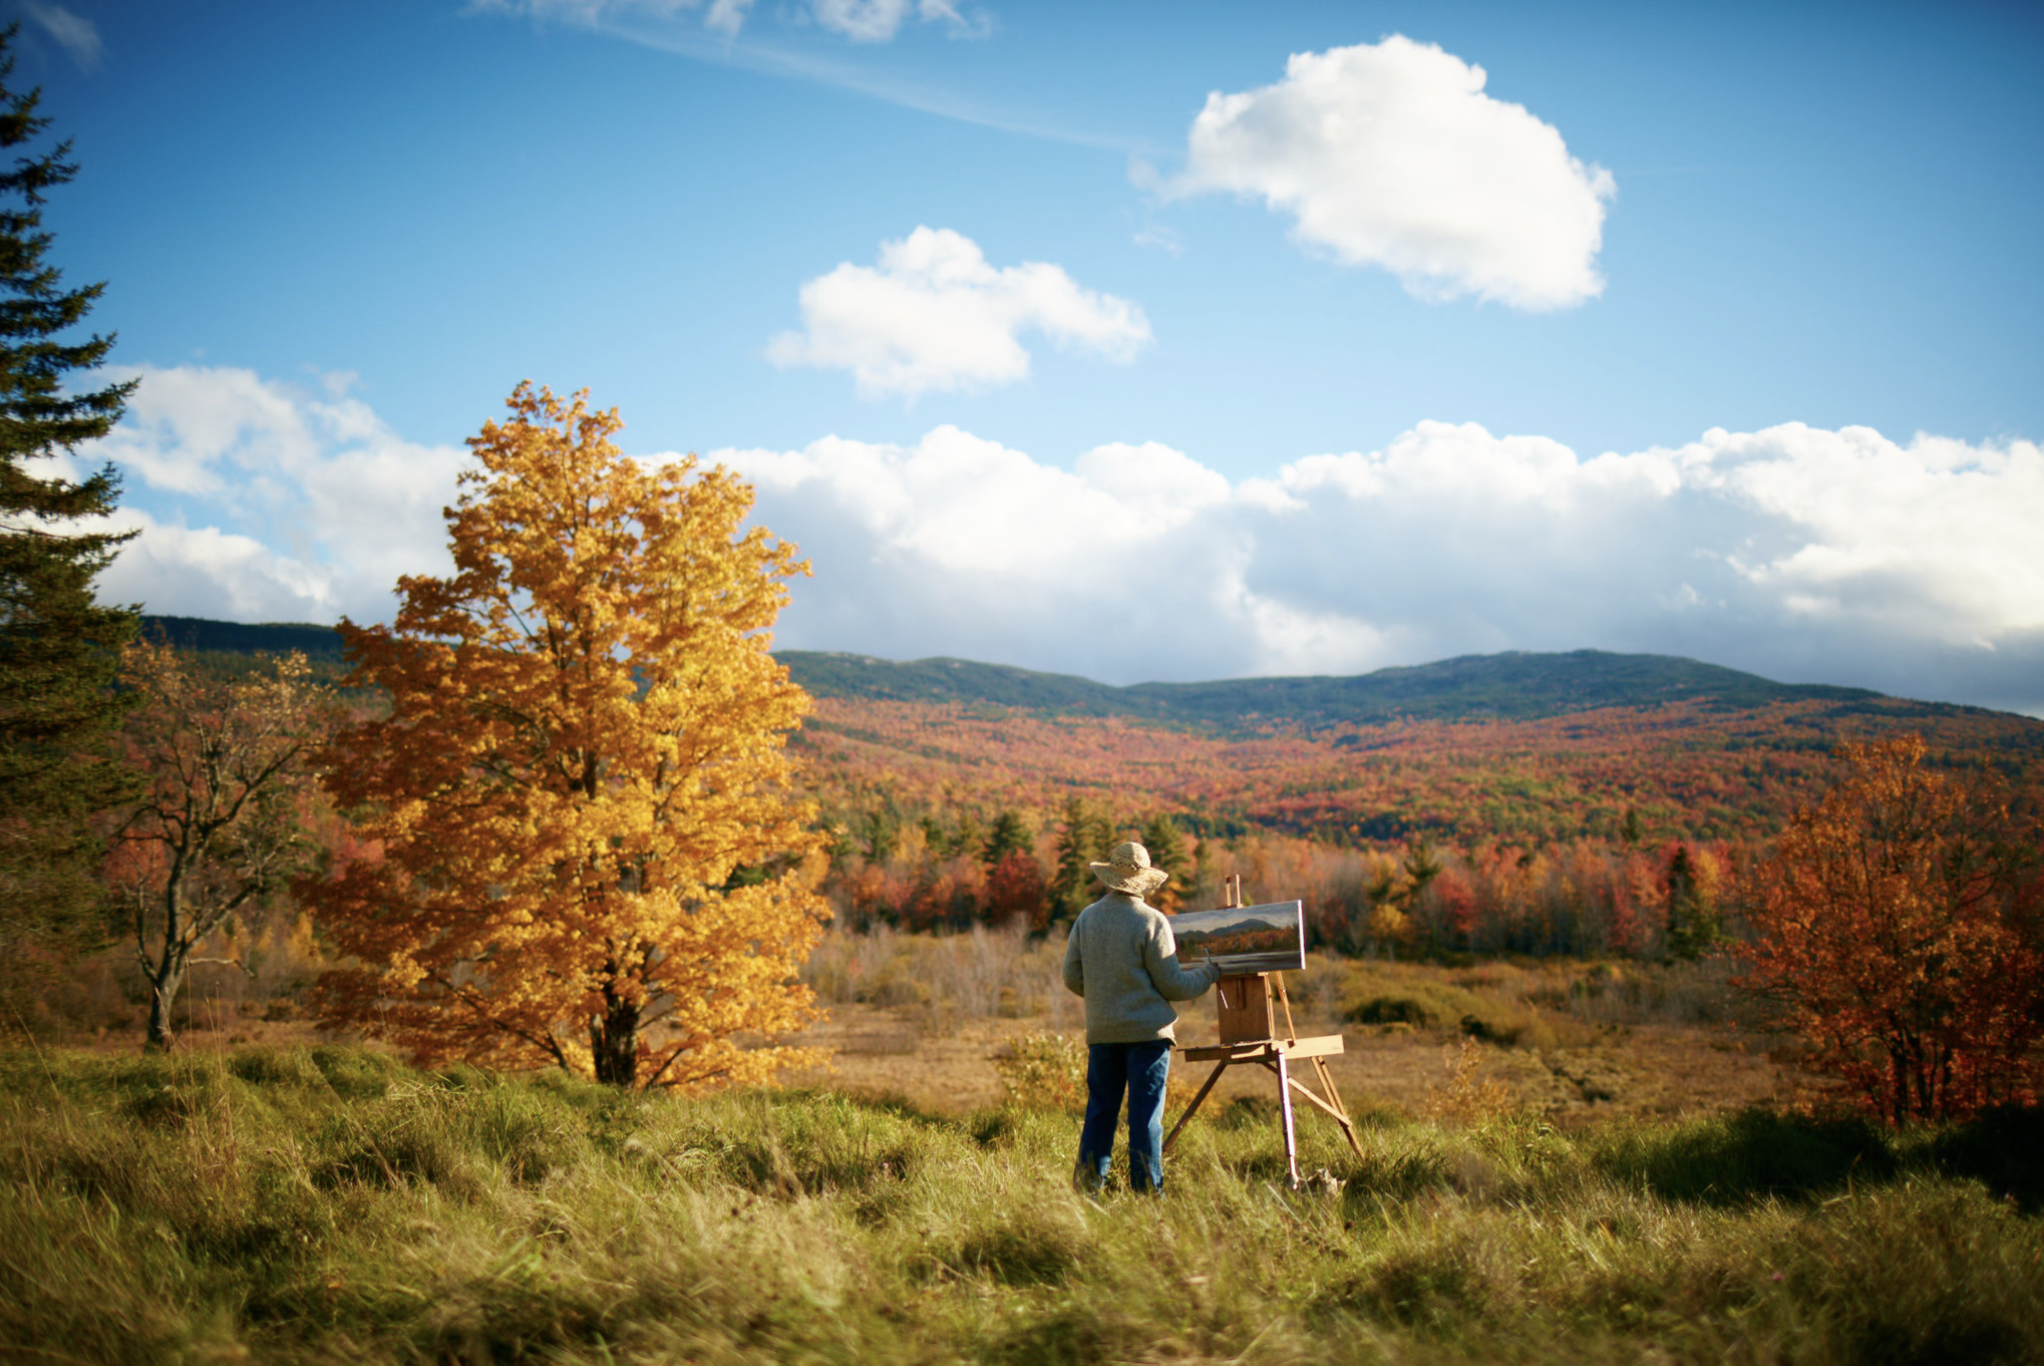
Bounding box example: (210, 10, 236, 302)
(112, 642, 333, 1050)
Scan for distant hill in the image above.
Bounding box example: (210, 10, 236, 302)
(776, 648, 1936, 729)
(141, 615, 350, 659)
(140, 616, 2043, 845)
(141, 615, 1979, 729)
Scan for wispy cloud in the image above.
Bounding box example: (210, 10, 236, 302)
(768, 227, 1152, 399)
(700, 0, 751, 36)
(480, 0, 980, 41)
(811, 0, 981, 44)
(470, 0, 1150, 154)
(25, 3, 102, 70)
(1131, 223, 1182, 255)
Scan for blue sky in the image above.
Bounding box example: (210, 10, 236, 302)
(23, 0, 2044, 712)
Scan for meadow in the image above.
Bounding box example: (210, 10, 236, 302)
(5, 1040, 2041, 1364)
(790, 928, 1786, 1124)
(7, 932, 2041, 1364)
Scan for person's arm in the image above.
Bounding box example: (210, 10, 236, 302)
(1061, 915, 1086, 996)
(1142, 918, 1220, 1001)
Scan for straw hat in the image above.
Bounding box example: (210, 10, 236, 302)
(1091, 841, 1169, 897)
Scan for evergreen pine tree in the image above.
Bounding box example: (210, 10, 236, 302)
(0, 26, 140, 1010)
(1140, 813, 1188, 912)
(1400, 834, 1443, 901)
(1663, 843, 1718, 961)
(1046, 797, 1113, 927)
(979, 809, 1033, 870)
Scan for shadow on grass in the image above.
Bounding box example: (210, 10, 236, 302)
(1595, 1107, 1897, 1205)
(1603, 1103, 2044, 1212)
(1934, 1106, 2044, 1214)
(985, 1306, 1145, 1366)
(1844, 1311, 2026, 1366)
(938, 1221, 1082, 1287)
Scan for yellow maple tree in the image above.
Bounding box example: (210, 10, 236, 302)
(307, 383, 827, 1090)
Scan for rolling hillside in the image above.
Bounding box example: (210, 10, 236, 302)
(141, 615, 2044, 846)
(777, 648, 1909, 727)
(140, 615, 1974, 728)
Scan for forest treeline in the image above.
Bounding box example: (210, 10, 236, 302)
(55, 642, 2044, 984)
(796, 690, 2044, 959)
(816, 783, 1744, 964)
(117, 624, 2044, 979)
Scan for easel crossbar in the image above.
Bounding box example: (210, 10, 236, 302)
(1163, 1031, 1365, 1174)
(1182, 1035, 1344, 1063)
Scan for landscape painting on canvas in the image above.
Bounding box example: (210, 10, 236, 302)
(1169, 900, 1307, 975)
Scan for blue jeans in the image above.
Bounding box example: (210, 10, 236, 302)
(1076, 1040, 1172, 1194)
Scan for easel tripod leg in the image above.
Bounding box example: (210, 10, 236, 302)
(1163, 1059, 1229, 1154)
(1311, 1056, 1365, 1159)
(1274, 1053, 1300, 1188)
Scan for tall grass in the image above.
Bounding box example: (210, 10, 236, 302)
(3, 1043, 2039, 1363)
(797, 922, 1754, 1052)
(802, 922, 1081, 1034)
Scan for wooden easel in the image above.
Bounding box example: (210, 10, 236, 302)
(1164, 874, 1364, 1187)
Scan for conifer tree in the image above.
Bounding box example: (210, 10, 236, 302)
(0, 27, 140, 1009)
(1140, 812, 1188, 913)
(1047, 796, 1114, 926)
(1662, 842, 1719, 961)
(979, 809, 1033, 870)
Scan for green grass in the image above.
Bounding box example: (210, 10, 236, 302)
(2, 1045, 2040, 1364)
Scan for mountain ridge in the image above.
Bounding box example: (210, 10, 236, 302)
(138, 614, 1989, 730)
(780, 647, 1912, 729)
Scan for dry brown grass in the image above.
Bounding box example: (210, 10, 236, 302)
(788, 926, 1791, 1128)
(55, 922, 1790, 1130)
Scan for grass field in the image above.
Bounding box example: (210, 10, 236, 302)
(788, 928, 1790, 1126)
(5, 1026, 2041, 1361)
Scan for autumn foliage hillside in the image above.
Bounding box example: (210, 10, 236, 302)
(137, 621, 2044, 963)
(795, 690, 2044, 848)
(787, 657, 2044, 962)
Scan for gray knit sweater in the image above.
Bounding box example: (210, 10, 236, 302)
(1060, 891, 1221, 1044)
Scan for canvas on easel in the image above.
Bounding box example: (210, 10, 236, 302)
(1164, 874, 1364, 1186)
(1170, 899, 1307, 977)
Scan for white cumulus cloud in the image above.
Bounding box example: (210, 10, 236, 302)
(1165, 36, 1616, 310)
(714, 421, 2044, 714)
(767, 227, 1152, 399)
(75, 367, 2044, 715)
(83, 366, 465, 623)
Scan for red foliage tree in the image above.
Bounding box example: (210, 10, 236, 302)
(1433, 866, 1478, 950)
(985, 850, 1048, 928)
(1736, 735, 2044, 1122)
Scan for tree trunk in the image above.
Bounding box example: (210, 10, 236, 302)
(145, 964, 182, 1051)
(144, 864, 190, 1052)
(591, 995, 642, 1087)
